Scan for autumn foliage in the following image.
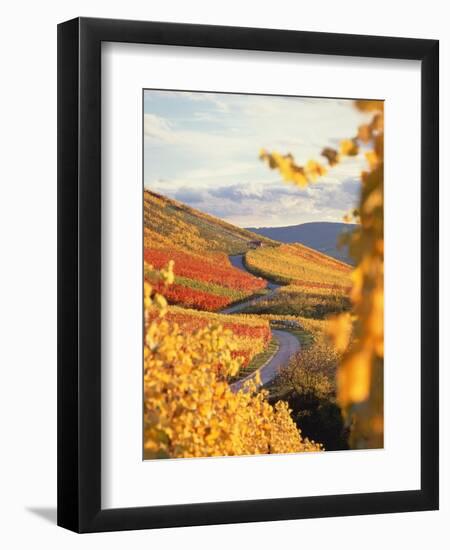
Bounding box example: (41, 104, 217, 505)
(146, 305, 272, 372)
(144, 189, 275, 255)
(143, 206, 267, 312)
(145, 247, 265, 292)
(143, 266, 322, 458)
(246, 243, 351, 287)
(150, 280, 231, 311)
(260, 100, 384, 448)
(142, 97, 384, 456)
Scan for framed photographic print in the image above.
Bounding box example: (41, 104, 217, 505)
(57, 17, 439, 532)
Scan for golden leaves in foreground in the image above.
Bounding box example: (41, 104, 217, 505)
(144, 263, 323, 458)
(327, 313, 353, 354)
(260, 99, 384, 449)
(339, 139, 359, 157)
(328, 104, 384, 447)
(259, 150, 327, 188)
(354, 100, 384, 113)
(321, 147, 340, 166)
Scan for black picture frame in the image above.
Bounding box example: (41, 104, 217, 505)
(57, 17, 439, 533)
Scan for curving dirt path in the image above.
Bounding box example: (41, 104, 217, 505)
(229, 254, 281, 290)
(223, 254, 299, 392)
(229, 329, 300, 392)
(221, 255, 281, 314)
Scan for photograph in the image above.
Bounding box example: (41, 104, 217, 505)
(142, 90, 384, 459)
(0, 1, 442, 541)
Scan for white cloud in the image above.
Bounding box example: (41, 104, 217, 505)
(143, 91, 373, 226)
(143, 113, 175, 142)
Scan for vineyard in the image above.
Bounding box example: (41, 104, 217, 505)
(146, 305, 272, 373)
(143, 189, 355, 378)
(144, 191, 271, 311)
(143, 190, 278, 379)
(144, 190, 276, 255)
(144, 249, 266, 311)
(239, 243, 352, 318)
(245, 243, 352, 286)
(143, 188, 358, 456)
(142, 95, 383, 458)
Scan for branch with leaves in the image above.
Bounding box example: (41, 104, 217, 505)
(260, 100, 384, 448)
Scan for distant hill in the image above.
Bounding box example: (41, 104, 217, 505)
(246, 222, 357, 265)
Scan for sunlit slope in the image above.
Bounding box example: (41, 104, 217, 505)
(147, 305, 271, 371)
(242, 244, 352, 318)
(246, 222, 357, 264)
(245, 243, 352, 287)
(143, 189, 352, 317)
(144, 190, 276, 255)
(143, 190, 273, 311)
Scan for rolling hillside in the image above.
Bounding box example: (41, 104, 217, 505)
(246, 222, 357, 264)
(241, 243, 352, 318)
(245, 243, 352, 286)
(144, 189, 353, 372)
(144, 190, 272, 313)
(144, 190, 276, 255)
(144, 190, 279, 372)
(144, 189, 352, 320)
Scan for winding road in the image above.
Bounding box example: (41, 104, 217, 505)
(223, 254, 300, 392)
(229, 255, 281, 290)
(230, 329, 300, 392)
(221, 255, 281, 314)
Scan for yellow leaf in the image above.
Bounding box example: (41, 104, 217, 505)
(338, 349, 371, 405)
(340, 139, 359, 156)
(357, 124, 372, 143)
(354, 100, 384, 113)
(362, 189, 383, 214)
(321, 147, 339, 166)
(365, 150, 379, 169)
(305, 159, 327, 181)
(327, 313, 352, 353)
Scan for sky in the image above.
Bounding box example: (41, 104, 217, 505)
(143, 90, 373, 228)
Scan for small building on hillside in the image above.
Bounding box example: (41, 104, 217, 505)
(248, 240, 263, 249)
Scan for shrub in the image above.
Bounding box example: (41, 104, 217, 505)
(240, 290, 350, 319)
(272, 337, 349, 451)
